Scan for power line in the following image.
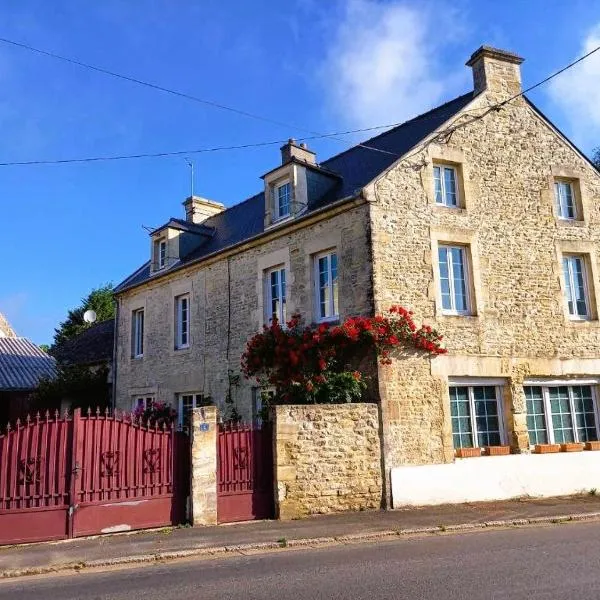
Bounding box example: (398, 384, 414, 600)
(0, 40, 597, 168)
(0, 36, 401, 158)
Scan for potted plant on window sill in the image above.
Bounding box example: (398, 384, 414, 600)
(560, 442, 585, 452)
(455, 447, 481, 458)
(484, 445, 511, 456)
(585, 441, 600, 451)
(534, 444, 561, 454)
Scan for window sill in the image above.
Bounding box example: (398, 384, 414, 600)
(174, 345, 191, 354)
(556, 218, 585, 227)
(433, 204, 466, 213)
(313, 316, 340, 326)
(131, 355, 144, 361)
(566, 317, 598, 327)
(437, 312, 479, 322)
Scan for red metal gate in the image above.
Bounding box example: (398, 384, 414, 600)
(217, 422, 274, 523)
(0, 409, 189, 545)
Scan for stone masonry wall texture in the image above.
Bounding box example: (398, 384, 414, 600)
(369, 55, 600, 472)
(114, 204, 373, 416)
(274, 404, 382, 519)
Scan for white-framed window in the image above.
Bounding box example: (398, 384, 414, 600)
(265, 266, 286, 325)
(175, 294, 190, 349)
(434, 164, 459, 207)
(562, 255, 590, 320)
(272, 181, 291, 221)
(132, 308, 144, 358)
(314, 251, 339, 322)
(555, 180, 577, 220)
(133, 396, 154, 411)
(154, 238, 167, 270)
(450, 385, 505, 449)
(252, 387, 275, 425)
(438, 245, 471, 315)
(525, 384, 600, 445)
(177, 393, 207, 429)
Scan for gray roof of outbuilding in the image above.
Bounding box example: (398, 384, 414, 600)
(52, 319, 115, 366)
(115, 92, 474, 293)
(0, 338, 56, 391)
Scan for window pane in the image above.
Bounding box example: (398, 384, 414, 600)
(572, 258, 588, 316)
(438, 247, 452, 310)
(450, 387, 472, 448)
(450, 247, 468, 312)
(319, 256, 330, 318)
(473, 386, 501, 447)
(563, 258, 574, 315)
(549, 387, 574, 443)
(277, 183, 290, 217)
(525, 386, 548, 445)
(434, 166, 442, 204)
(572, 385, 598, 442)
(331, 253, 339, 317)
(444, 167, 457, 206)
(280, 269, 287, 323)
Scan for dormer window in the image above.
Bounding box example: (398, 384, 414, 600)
(273, 181, 291, 221)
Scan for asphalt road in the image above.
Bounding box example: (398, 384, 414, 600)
(2, 521, 600, 599)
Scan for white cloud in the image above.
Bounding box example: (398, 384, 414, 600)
(548, 24, 600, 145)
(319, 0, 466, 128)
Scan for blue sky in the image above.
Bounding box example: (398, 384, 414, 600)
(1, 0, 599, 344)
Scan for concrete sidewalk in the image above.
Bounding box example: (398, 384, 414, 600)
(2, 495, 600, 578)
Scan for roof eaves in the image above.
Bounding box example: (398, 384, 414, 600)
(114, 192, 363, 296)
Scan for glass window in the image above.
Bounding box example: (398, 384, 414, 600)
(450, 385, 504, 449)
(175, 294, 190, 349)
(555, 181, 576, 220)
(273, 181, 291, 220)
(132, 309, 144, 357)
(315, 251, 339, 321)
(434, 165, 459, 207)
(133, 396, 153, 411)
(177, 393, 207, 429)
(438, 245, 470, 314)
(266, 267, 286, 325)
(525, 384, 599, 445)
(563, 255, 589, 319)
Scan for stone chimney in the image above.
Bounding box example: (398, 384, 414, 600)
(280, 138, 316, 166)
(466, 46, 524, 98)
(183, 195, 225, 224)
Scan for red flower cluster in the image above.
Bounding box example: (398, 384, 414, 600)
(241, 307, 446, 400)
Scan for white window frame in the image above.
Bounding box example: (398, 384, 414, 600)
(272, 180, 291, 222)
(563, 255, 591, 320)
(554, 180, 577, 220)
(438, 244, 472, 316)
(314, 250, 339, 323)
(177, 393, 205, 429)
(175, 294, 190, 349)
(265, 266, 286, 325)
(132, 308, 144, 358)
(524, 383, 600, 446)
(449, 384, 507, 449)
(154, 238, 167, 270)
(133, 396, 154, 411)
(433, 163, 460, 207)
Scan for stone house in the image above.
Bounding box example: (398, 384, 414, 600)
(114, 46, 600, 505)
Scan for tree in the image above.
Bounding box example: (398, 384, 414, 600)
(593, 147, 600, 170)
(52, 283, 114, 350)
(242, 306, 446, 406)
(33, 364, 111, 413)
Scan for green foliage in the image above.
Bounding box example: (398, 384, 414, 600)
(51, 283, 115, 350)
(593, 147, 600, 170)
(38, 344, 50, 353)
(311, 371, 367, 404)
(33, 364, 110, 412)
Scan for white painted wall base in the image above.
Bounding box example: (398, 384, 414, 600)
(391, 452, 600, 507)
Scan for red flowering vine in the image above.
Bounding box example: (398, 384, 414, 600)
(241, 306, 445, 405)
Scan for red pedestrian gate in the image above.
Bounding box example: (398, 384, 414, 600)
(0, 409, 189, 545)
(217, 422, 274, 523)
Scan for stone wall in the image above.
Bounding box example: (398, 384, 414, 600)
(189, 406, 217, 525)
(114, 202, 373, 417)
(274, 403, 382, 519)
(367, 52, 600, 477)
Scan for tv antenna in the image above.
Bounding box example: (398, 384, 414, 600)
(185, 158, 194, 198)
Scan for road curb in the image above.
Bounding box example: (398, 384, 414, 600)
(3, 510, 600, 580)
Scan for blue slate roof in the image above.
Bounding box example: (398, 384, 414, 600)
(115, 92, 474, 293)
(53, 319, 115, 366)
(0, 338, 56, 391)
